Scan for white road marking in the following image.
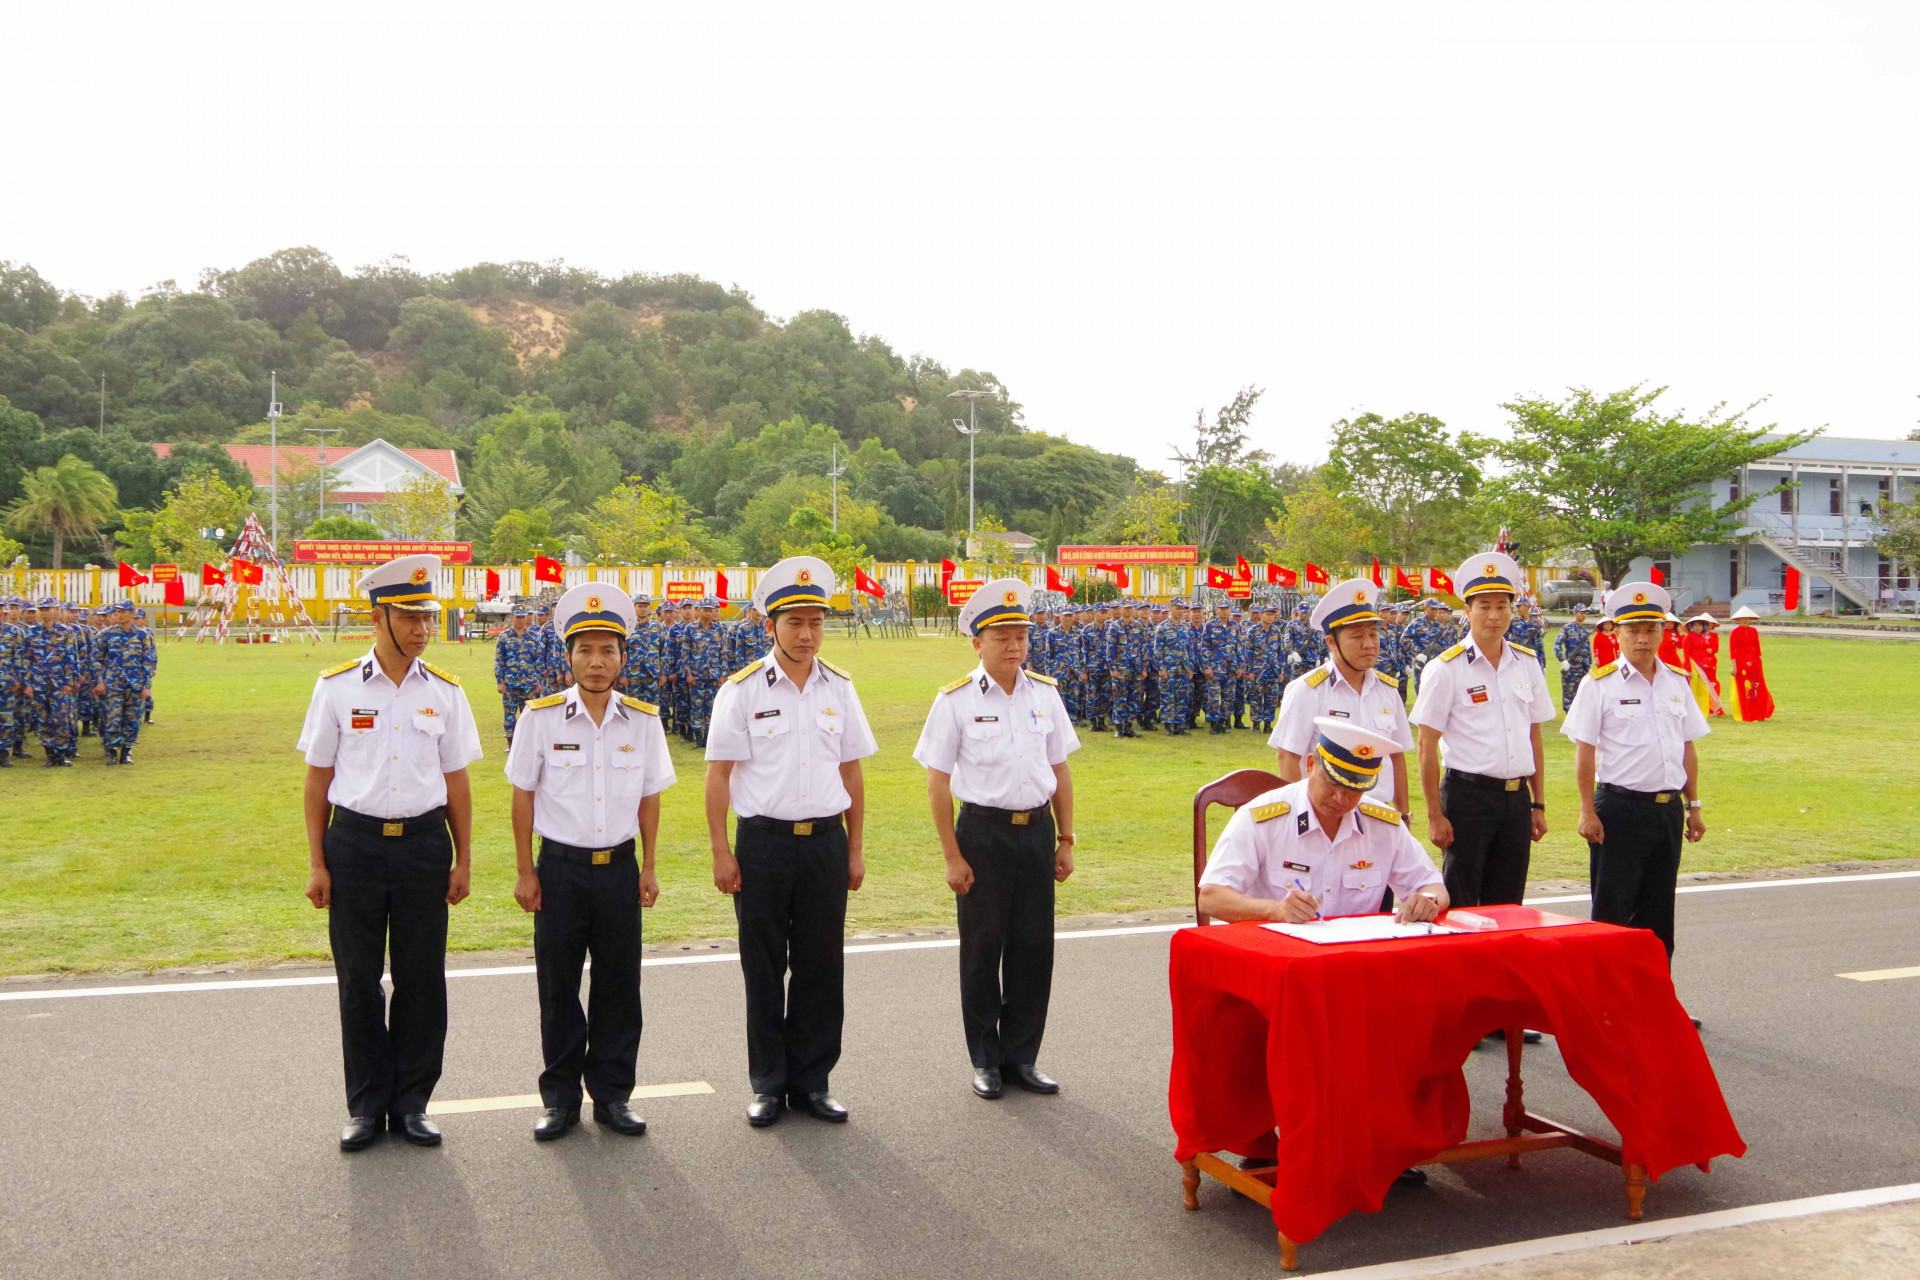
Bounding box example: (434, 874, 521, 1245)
(2, 873, 1913, 1004)
(1311, 1181, 1920, 1279)
(426, 1081, 714, 1115)
(1837, 965, 1920, 982)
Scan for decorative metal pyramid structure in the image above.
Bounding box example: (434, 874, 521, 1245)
(198, 513, 323, 643)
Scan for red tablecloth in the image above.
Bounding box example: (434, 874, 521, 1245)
(1168, 910, 1746, 1245)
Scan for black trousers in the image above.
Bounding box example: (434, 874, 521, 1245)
(534, 839, 642, 1110)
(1439, 772, 1533, 908)
(955, 804, 1056, 1069)
(733, 819, 849, 1096)
(1588, 786, 1685, 961)
(324, 813, 452, 1119)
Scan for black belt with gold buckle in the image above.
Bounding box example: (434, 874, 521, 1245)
(961, 802, 1049, 826)
(1598, 783, 1678, 804)
(332, 806, 447, 838)
(739, 814, 843, 838)
(1444, 769, 1528, 793)
(541, 837, 636, 866)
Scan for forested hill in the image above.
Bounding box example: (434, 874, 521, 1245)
(0, 248, 1146, 563)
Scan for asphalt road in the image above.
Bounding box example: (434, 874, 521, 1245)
(2, 875, 1916, 1279)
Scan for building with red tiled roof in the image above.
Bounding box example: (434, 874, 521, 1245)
(152, 439, 463, 525)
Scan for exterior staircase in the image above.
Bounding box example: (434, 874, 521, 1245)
(1754, 532, 1881, 614)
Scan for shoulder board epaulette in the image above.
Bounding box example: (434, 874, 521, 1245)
(1510, 642, 1535, 657)
(1439, 643, 1467, 662)
(420, 660, 460, 686)
(1359, 802, 1401, 825)
(817, 657, 852, 680)
(1303, 667, 1331, 688)
(1664, 660, 1691, 678)
(1373, 669, 1399, 689)
(525, 693, 566, 710)
(1251, 801, 1291, 822)
(937, 674, 973, 695)
(1590, 662, 1620, 680)
(619, 695, 660, 715)
(1024, 668, 1057, 686)
(319, 659, 359, 679)
(727, 659, 765, 684)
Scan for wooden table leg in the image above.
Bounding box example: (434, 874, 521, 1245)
(1625, 1162, 1647, 1220)
(1279, 1232, 1299, 1272)
(1503, 1025, 1525, 1170)
(1181, 1159, 1200, 1211)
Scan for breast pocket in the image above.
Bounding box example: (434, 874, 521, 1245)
(406, 711, 447, 766)
(965, 718, 1008, 755)
(813, 710, 846, 761)
(1018, 709, 1053, 756)
(1608, 701, 1651, 742)
(545, 747, 590, 793)
(749, 713, 792, 750)
(608, 748, 649, 800)
(1342, 866, 1379, 894)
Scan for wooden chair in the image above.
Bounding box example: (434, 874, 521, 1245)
(1191, 768, 1280, 925)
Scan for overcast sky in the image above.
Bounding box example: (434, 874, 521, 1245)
(7, 1, 1917, 470)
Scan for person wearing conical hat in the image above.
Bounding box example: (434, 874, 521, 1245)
(913, 577, 1081, 1101)
(1563, 582, 1711, 1016)
(507, 585, 675, 1142)
(1680, 613, 1725, 716)
(296, 554, 484, 1153)
(1270, 579, 1415, 814)
(704, 556, 878, 1129)
(1409, 553, 1555, 940)
(1725, 606, 1774, 721)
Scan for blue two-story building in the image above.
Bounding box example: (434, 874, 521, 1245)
(1625, 436, 1920, 616)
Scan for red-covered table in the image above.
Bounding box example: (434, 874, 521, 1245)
(1169, 907, 1745, 1271)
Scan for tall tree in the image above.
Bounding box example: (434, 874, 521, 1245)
(380, 472, 457, 540)
(1259, 473, 1375, 569)
(4, 454, 119, 567)
(1322, 412, 1489, 565)
(1471, 386, 1816, 585)
(1169, 386, 1265, 555)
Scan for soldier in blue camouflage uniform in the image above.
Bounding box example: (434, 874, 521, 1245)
(1082, 603, 1109, 731)
(0, 597, 27, 766)
(1242, 603, 1283, 733)
(1506, 595, 1548, 672)
(1402, 598, 1453, 696)
(1196, 603, 1233, 734)
(26, 597, 80, 765)
(621, 593, 660, 705)
(1372, 602, 1406, 703)
(669, 601, 699, 740)
(75, 607, 104, 739)
(1553, 601, 1594, 712)
(683, 596, 729, 748)
(1053, 609, 1083, 722)
(1152, 598, 1196, 735)
(1101, 600, 1145, 738)
(1282, 600, 1320, 695)
(92, 602, 156, 763)
(11, 600, 40, 756)
(493, 605, 543, 748)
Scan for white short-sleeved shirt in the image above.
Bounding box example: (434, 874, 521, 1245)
(1199, 780, 1443, 917)
(911, 666, 1080, 808)
(704, 656, 878, 820)
(1409, 639, 1556, 779)
(505, 687, 675, 848)
(1561, 659, 1710, 792)
(1269, 661, 1415, 810)
(296, 650, 484, 819)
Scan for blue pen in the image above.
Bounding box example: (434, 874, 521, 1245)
(1289, 877, 1321, 921)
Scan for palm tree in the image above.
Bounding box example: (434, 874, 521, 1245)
(4, 454, 120, 569)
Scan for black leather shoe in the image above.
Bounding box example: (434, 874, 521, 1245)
(972, 1067, 1004, 1099)
(0, 751, 11, 767)
(392, 1113, 442, 1146)
(593, 1101, 647, 1135)
(746, 1094, 784, 1127)
(790, 1090, 848, 1122)
(339, 1116, 380, 1151)
(1395, 1167, 1429, 1187)
(119, 748, 132, 764)
(533, 1107, 579, 1141)
(1007, 1064, 1060, 1094)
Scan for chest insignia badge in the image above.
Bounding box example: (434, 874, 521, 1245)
(1350, 860, 1374, 871)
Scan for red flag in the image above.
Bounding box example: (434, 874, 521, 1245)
(1783, 565, 1800, 610)
(1394, 564, 1420, 592)
(1235, 554, 1252, 581)
(485, 568, 501, 599)
(940, 558, 956, 593)
(533, 554, 564, 584)
(853, 567, 885, 599)
(117, 561, 149, 588)
(1370, 558, 1384, 588)
(1267, 564, 1298, 587)
(1095, 562, 1130, 589)
(716, 569, 730, 601)
(231, 559, 264, 585)
(1429, 566, 1455, 594)
(163, 580, 186, 606)
(1045, 564, 1070, 593)
(201, 563, 227, 586)
(1650, 564, 1665, 586)
(1304, 562, 1329, 586)
(1206, 566, 1235, 589)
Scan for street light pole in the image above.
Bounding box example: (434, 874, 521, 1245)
(949, 388, 992, 550)
(827, 439, 848, 533)
(304, 426, 341, 533)
(267, 372, 283, 549)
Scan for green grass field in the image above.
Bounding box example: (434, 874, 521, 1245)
(1, 630, 1913, 976)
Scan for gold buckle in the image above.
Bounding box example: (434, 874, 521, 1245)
(591, 850, 611, 865)
(1011, 811, 1030, 825)
(381, 822, 405, 837)
(1503, 778, 1521, 792)
(1654, 792, 1671, 803)
(793, 821, 814, 836)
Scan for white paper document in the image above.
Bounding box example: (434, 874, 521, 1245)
(1261, 916, 1467, 945)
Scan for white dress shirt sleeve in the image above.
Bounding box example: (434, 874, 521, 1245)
(1560, 673, 1603, 746)
(1408, 657, 1450, 733)
(296, 677, 339, 766)
(639, 713, 677, 796)
(1383, 821, 1444, 899)
(837, 679, 880, 762)
(703, 679, 753, 762)
(1197, 805, 1261, 894)
(505, 711, 542, 791)
(1043, 685, 1081, 764)
(437, 688, 484, 772)
(1522, 662, 1558, 726)
(912, 694, 961, 774)
(1677, 681, 1712, 742)
(1269, 678, 1316, 755)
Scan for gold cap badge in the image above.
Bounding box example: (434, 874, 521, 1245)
(586, 594, 601, 611)
(1005, 590, 1019, 604)
(1355, 744, 1373, 758)
(1353, 588, 1367, 604)
(796, 569, 812, 584)
(1634, 591, 1648, 604)
(1483, 562, 1496, 577)
(410, 567, 429, 584)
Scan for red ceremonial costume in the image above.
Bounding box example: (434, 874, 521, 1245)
(1169, 914, 1745, 1249)
(1729, 624, 1775, 721)
(1591, 629, 1620, 667)
(1658, 628, 1683, 668)
(1682, 629, 1724, 715)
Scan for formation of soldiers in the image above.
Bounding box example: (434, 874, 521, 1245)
(0, 596, 159, 767)
(493, 594, 774, 751)
(1021, 594, 1557, 737)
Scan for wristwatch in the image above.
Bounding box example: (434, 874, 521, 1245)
(1056, 833, 1076, 845)
(1684, 800, 1702, 811)
(1529, 802, 1546, 811)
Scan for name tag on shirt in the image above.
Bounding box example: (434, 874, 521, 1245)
(754, 709, 781, 720)
(351, 716, 375, 730)
(552, 742, 580, 751)
(1469, 685, 1489, 704)
(974, 715, 999, 722)
(1620, 698, 1640, 706)
(1328, 709, 1349, 718)
(1282, 861, 1311, 872)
